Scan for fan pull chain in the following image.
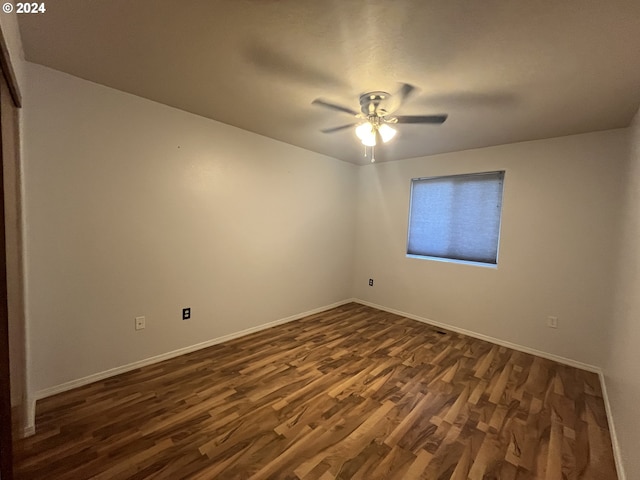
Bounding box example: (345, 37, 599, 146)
(363, 146, 376, 163)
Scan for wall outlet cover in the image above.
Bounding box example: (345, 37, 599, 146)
(182, 308, 191, 320)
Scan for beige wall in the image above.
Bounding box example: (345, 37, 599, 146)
(605, 107, 640, 479)
(353, 130, 626, 367)
(22, 63, 357, 395)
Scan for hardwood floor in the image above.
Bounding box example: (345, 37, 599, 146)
(15, 303, 617, 479)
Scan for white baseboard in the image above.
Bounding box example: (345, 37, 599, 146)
(22, 422, 35, 438)
(354, 299, 599, 372)
(23, 397, 36, 437)
(597, 370, 626, 480)
(24, 298, 356, 435)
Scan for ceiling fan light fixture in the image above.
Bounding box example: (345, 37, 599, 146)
(355, 122, 376, 146)
(378, 123, 397, 143)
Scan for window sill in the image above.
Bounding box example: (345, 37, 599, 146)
(406, 254, 498, 269)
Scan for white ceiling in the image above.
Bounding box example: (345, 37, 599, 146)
(18, 0, 640, 165)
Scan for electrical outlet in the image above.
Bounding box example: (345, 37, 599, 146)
(182, 308, 191, 320)
(547, 316, 558, 328)
(369, 278, 374, 286)
(135, 316, 145, 330)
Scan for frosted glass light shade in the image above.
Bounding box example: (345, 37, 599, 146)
(378, 124, 397, 143)
(355, 122, 376, 146)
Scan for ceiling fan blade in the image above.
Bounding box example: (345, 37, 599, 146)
(321, 123, 357, 134)
(312, 99, 359, 116)
(244, 42, 348, 90)
(394, 114, 448, 124)
(396, 83, 417, 105)
(416, 91, 517, 108)
(382, 83, 418, 114)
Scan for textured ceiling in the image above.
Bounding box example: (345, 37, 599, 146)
(18, 0, 640, 164)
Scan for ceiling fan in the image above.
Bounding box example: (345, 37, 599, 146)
(312, 83, 447, 162)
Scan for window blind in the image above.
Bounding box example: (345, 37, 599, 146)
(407, 171, 505, 264)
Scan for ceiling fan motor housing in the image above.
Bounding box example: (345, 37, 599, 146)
(359, 91, 391, 117)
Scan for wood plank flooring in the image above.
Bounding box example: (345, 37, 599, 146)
(15, 303, 617, 479)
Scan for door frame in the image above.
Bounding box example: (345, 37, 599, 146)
(0, 22, 22, 480)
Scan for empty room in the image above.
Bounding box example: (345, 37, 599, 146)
(0, 0, 639, 478)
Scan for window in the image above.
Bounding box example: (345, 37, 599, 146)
(407, 171, 505, 265)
